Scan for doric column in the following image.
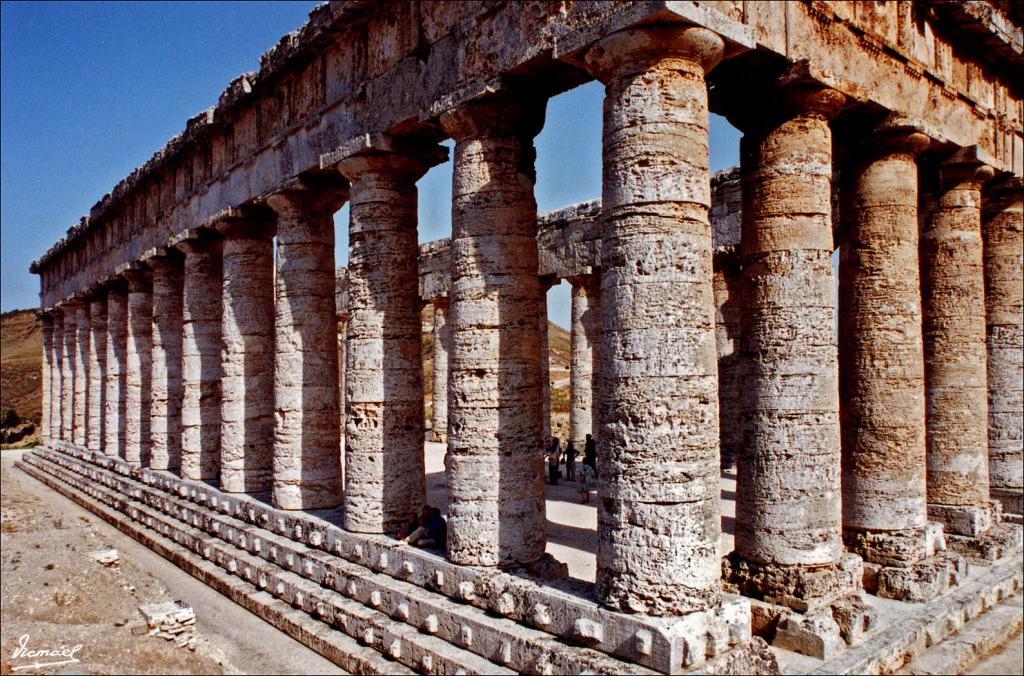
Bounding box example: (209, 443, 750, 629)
(175, 234, 223, 481)
(87, 294, 107, 453)
(73, 302, 90, 447)
(61, 302, 77, 442)
(51, 309, 64, 441)
(983, 176, 1023, 517)
(124, 269, 153, 465)
(430, 299, 450, 443)
(216, 213, 276, 493)
(921, 149, 995, 537)
(838, 119, 956, 600)
(39, 313, 54, 444)
(712, 256, 741, 468)
(267, 179, 347, 510)
(584, 26, 724, 614)
(568, 274, 601, 448)
(440, 95, 548, 567)
(728, 82, 857, 608)
(104, 283, 129, 458)
(539, 282, 552, 445)
(333, 138, 444, 533)
(148, 252, 184, 471)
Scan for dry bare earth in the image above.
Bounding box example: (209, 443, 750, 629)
(0, 309, 42, 423)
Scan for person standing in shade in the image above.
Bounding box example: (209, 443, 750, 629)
(564, 440, 577, 481)
(583, 433, 596, 469)
(577, 462, 595, 503)
(547, 436, 561, 485)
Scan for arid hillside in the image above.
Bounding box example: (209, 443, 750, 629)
(0, 309, 42, 423)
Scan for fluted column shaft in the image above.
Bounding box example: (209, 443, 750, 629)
(584, 26, 724, 615)
(73, 303, 90, 446)
(104, 286, 128, 458)
(839, 124, 933, 554)
(539, 284, 552, 445)
(735, 86, 847, 572)
(51, 311, 64, 441)
(125, 271, 153, 465)
(983, 177, 1023, 516)
(269, 183, 346, 510)
(87, 296, 107, 452)
(440, 96, 547, 567)
(218, 217, 275, 493)
(921, 154, 995, 536)
(40, 314, 54, 444)
(179, 237, 223, 481)
(61, 305, 77, 442)
(336, 149, 442, 533)
(431, 300, 450, 443)
(568, 274, 601, 448)
(149, 255, 184, 471)
(712, 260, 742, 468)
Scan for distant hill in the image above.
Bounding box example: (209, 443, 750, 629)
(0, 309, 42, 423)
(1, 307, 572, 439)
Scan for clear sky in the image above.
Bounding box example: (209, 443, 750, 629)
(1, 1, 741, 327)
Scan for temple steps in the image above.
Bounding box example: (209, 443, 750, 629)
(19, 447, 663, 674)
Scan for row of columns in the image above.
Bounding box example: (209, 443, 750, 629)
(37, 23, 1021, 618)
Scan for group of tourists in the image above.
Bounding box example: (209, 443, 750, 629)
(546, 434, 596, 503)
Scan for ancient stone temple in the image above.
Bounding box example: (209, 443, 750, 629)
(22, 2, 1023, 674)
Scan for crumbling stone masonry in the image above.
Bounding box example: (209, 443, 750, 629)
(27, 1, 1023, 672)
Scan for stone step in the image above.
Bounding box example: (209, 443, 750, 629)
(43, 440, 751, 674)
(25, 448, 649, 675)
(895, 593, 1023, 675)
(20, 453, 514, 675)
(14, 457, 412, 676)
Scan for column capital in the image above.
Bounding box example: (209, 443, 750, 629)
(121, 268, 153, 293)
(983, 175, 1024, 214)
(583, 25, 725, 83)
(170, 227, 223, 255)
(143, 246, 185, 270)
(211, 207, 277, 241)
(940, 146, 996, 191)
(440, 92, 546, 142)
(265, 175, 348, 216)
(37, 311, 55, 327)
(845, 114, 932, 165)
(325, 132, 448, 183)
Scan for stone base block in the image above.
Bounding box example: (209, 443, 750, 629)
(25, 443, 776, 675)
(722, 551, 863, 613)
(862, 553, 967, 602)
(991, 488, 1023, 521)
(843, 522, 945, 567)
(946, 522, 1024, 563)
(928, 502, 995, 537)
(768, 594, 875, 659)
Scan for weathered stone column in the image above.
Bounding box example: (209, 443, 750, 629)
(439, 95, 548, 567)
(148, 252, 184, 471)
(568, 274, 601, 448)
(61, 302, 77, 442)
(430, 299, 450, 443)
(584, 26, 724, 614)
(727, 83, 860, 610)
(124, 269, 153, 465)
(921, 149, 995, 538)
(39, 313, 54, 444)
(104, 283, 129, 458)
(268, 179, 347, 509)
(332, 138, 445, 533)
(983, 176, 1023, 517)
(87, 294, 107, 453)
(838, 119, 955, 601)
(539, 282, 552, 445)
(73, 302, 90, 447)
(51, 309, 64, 441)
(216, 213, 276, 493)
(712, 256, 742, 468)
(175, 233, 223, 481)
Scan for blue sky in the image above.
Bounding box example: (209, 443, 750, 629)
(1, 1, 741, 326)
